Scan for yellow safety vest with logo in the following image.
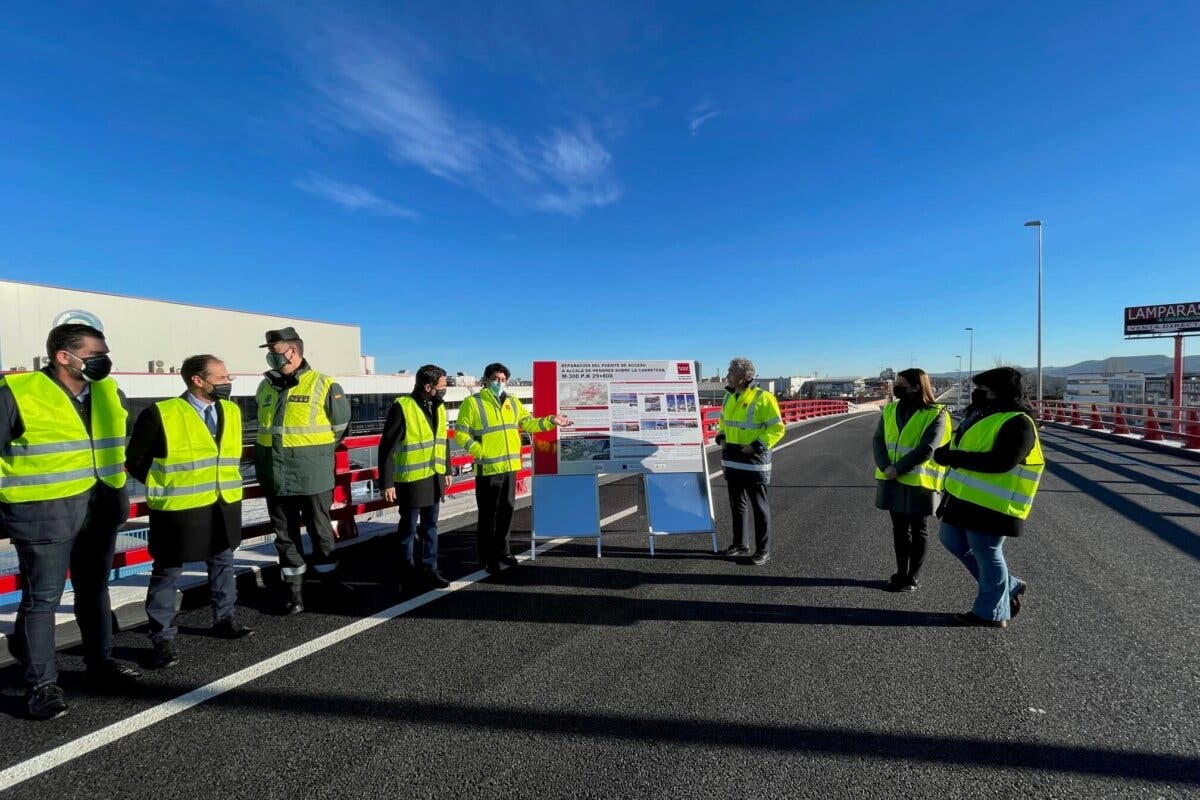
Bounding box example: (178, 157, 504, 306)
(943, 412, 1045, 520)
(146, 397, 244, 511)
(393, 396, 448, 483)
(453, 388, 554, 476)
(0, 371, 127, 503)
(874, 402, 953, 491)
(255, 369, 343, 447)
(718, 387, 786, 476)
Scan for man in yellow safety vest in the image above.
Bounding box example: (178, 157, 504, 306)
(126, 354, 253, 670)
(378, 364, 453, 592)
(453, 362, 572, 574)
(716, 357, 786, 565)
(0, 323, 142, 720)
(255, 327, 352, 614)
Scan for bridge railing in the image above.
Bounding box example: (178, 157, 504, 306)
(700, 399, 850, 440)
(1034, 400, 1200, 449)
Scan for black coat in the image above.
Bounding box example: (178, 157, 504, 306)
(125, 396, 242, 564)
(377, 392, 449, 509)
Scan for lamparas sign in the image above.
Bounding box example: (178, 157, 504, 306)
(1124, 302, 1200, 337)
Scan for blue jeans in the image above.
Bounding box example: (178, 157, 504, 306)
(397, 502, 440, 573)
(11, 522, 118, 688)
(938, 522, 1025, 622)
(145, 548, 237, 643)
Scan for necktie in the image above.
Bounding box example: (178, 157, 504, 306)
(204, 405, 218, 437)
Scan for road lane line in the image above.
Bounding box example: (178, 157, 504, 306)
(0, 416, 866, 790)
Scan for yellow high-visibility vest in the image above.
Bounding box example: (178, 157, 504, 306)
(393, 396, 448, 484)
(452, 389, 553, 476)
(874, 402, 952, 490)
(255, 369, 344, 447)
(0, 372, 126, 503)
(943, 412, 1045, 520)
(145, 397, 243, 511)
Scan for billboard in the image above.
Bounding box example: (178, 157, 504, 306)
(531, 359, 705, 476)
(1124, 303, 1200, 337)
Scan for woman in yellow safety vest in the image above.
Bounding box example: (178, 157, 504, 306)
(932, 367, 1043, 628)
(872, 368, 951, 592)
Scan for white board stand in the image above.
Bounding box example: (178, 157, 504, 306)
(529, 474, 602, 559)
(642, 461, 718, 556)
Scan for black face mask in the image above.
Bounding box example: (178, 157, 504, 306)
(68, 352, 113, 383)
(893, 387, 914, 400)
(206, 382, 233, 402)
(434, 388, 447, 400)
(971, 388, 990, 407)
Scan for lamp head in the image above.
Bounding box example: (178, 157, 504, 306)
(1024, 220, 1042, 227)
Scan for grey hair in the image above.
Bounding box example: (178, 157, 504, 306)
(728, 357, 756, 381)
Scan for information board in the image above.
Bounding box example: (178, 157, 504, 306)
(532, 360, 704, 476)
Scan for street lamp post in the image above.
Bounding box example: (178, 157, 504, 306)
(1024, 220, 1044, 411)
(965, 327, 974, 377)
(956, 354, 963, 405)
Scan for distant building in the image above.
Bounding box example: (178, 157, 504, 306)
(802, 377, 865, 399)
(1144, 374, 1200, 407)
(1063, 372, 1146, 406)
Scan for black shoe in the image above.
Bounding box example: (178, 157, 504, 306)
(144, 640, 179, 670)
(897, 579, 918, 593)
(484, 562, 502, 575)
(1010, 582, 1028, 618)
(884, 574, 905, 592)
(213, 618, 254, 640)
(750, 551, 770, 566)
(281, 592, 305, 615)
(26, 683, 68, 721)
(85, 659, 144, 688)
(499, 554, 520, 567)
(952, 612, 1007, 629)
(721, 545, 750, 556)
(425, 571, 451, 589)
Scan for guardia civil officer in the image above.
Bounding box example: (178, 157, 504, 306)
(378, 364, 453, 592)
(254, 328, 352, 614)
(716, 357, 785, 565)
(126, 355, 253, 669)
(932, 367, 1042, 628)
(0, 323, 142, 720)
(872, 368, 951, 592)
(453, 363, 572, 574)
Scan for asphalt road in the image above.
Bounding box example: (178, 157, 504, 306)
(1, 414, 1197, 798)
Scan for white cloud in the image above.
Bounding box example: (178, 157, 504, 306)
(290, 17, 620, 216)
(294, 174, 419, 219)
(688, 102, 721, 136)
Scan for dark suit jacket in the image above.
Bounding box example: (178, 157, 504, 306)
(125, 394, 242, 564)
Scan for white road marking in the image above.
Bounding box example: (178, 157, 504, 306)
(0, 416, 864, 790)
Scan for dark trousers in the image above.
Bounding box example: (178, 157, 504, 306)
(266, 490, 337, 587)
(474, 472, 516, 566)
(11, 520, 118, 688)
(396, 501, 440, 574)
(889, 510, 929, 580)
(145, 548, 237, 643)
(727, 478, 771, 554)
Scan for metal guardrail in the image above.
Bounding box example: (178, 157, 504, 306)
(1034, 400, 1200, 449)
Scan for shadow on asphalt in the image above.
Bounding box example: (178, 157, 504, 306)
(499, 563, 885, 592)
(158, 688, 1200, 785)
(1045, 449, 1200, 561)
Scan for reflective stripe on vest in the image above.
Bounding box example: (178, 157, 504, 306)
(392, 396, 448, 484)
(255, 370, 338, 447)
(146, 397, 244, 511)
(942, 412, 1045, 520)
(0, 372, 127, 503)
(874, 403, 952, 491)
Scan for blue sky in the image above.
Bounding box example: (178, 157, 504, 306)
(2, 1, 1198, 379)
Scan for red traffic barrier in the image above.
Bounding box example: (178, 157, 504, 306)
(1054, 403, 1066, 424)
(1143, 407, 1164, 442)
(1111, 406, 1130, 435)
(1088, 404, 1106, 430)
(1185, 410, 1200, 450)
(1069, 404, 1083, 426)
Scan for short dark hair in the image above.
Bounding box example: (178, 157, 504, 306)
(181, 354, 221, 386)
(46, 324, 105, 359)
(483, 362, 510, 380)
(416, 363, 447, 389)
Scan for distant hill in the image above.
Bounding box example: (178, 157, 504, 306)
(930, 354, 1200, 378)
